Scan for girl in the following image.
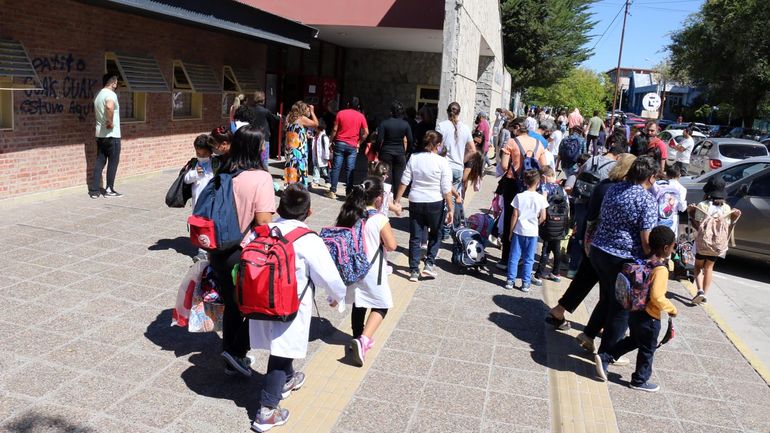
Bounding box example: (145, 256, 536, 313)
(208, 126, 234, 175)
(311, 118, 331, 188)
(367, 160, 402, 216)
(336, 177, 397, 366)
(688, 175, 741, 305)
(229, 93, 245, 130)
(283, 101, 318, 187)
(463, 150, 484, 199)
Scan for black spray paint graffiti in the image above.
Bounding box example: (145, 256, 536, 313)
(19, 53, 97, 121)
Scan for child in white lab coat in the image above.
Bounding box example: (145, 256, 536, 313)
(184, 134, 214, 261)
(250, 183, 347, 432)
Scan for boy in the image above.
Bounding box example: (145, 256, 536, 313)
(249, 184, 347, 432)
(594, 225, 678, 392)
(184, 134, 214, 261)
(506, 169, 549, 292)
(534, 165, 568, 284)
(652, 163, 687, 237)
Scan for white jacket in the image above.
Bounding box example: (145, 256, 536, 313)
(183, 161, 214, 208)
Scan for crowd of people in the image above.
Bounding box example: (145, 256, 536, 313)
(175, 94, 742, 430)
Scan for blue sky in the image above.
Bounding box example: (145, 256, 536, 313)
(582, 0, 704, 73)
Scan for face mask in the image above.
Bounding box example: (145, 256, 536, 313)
(211, 147, 223, 156)
(198, 157, 210, 163)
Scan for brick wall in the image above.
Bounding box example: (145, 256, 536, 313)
(0, 0, 268, 199)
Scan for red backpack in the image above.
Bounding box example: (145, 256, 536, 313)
(237, 224, 314, 322)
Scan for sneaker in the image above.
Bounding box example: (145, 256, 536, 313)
(192, 252, 208, 263)
(88, 192, 100, 199)
(576, 332, 596, 353)
(594, 353, 609, 381)
(531, 277, 543, 286)
(252, 406, 290, 432)
(281, 372, 306, 399)
(324, 191, 337, 200)
(408, 270, 419, 282)
(421, 263, 438, 278)
(495, 262, 508, 271)
(611, 356, 631, 366)
(692, 290, 706, 305)
(544, 314, 571, 331)
(566, 270, 577, 279)
(504, 280, 515, 290)
(630, 381, 660, 392)
(547, 273, 561, 283)
(420, 242, 428, 250)
(103, 188, 122, 197)
(222, 351, 253, 377)
(520, 283, 531, 293)
(349, 336, 370, 367)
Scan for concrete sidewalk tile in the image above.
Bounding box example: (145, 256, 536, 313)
(89, 415, 161, 433)
(417, 382, 486, 415)
(481, 420, 545, 433)
(50, 372, 135, 411)
(404, 297, 455, 319)
(356, 371, 424, 406)
(492, 346, 543, 373)
(47, 339, 114, 370)
(94, 349, 174, 383)
(429, 357, 490, 389)
(656, 370, 721, 399)
(395, 313, 450, 336)
(488, 365, 547, 397)
(406, 409, 481, 433)
(2, 361, 77, 398)
(686, 336, 744, 359)
(0, 328, 73, 358)
(698, 354, 763, 382)
(727, 402, 770, 432)
(1, 403, 95, 433)
(710, 376, 770, 407)
(614, 411, 681, 433)
(484, 391, 549, 429)
(438, 337, 494, 364)
(608, 383, 675, 418)
(384, 329, 442, 355)
(0, 393, 34, 423)
(678, 421, 742, 433)
(667, 393, 740, 428)
(654, 350, 706, 375)
(107, 387, 195, 429)
(335, 397, 414, 433)
(31, 269, 88, 287)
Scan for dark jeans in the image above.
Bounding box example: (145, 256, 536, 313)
(377, 150, 406, 191)
(351, 304, 388, 339)
(536, 239, 563, 277)
(89, 137, 121, 194)
(329, 141, 358, 194)
(601, 310, 661, 385)
(558, 249, 599, 314)
(261, 355, 294, 408)
(568, 202, 588, 273)
(588, 246, 630, 354)
(408, 200, 444, 271)
(208, 248, 250, 358)
(587, 134, 599, 155)
(500, 183, 517, 263)
(674, 161, 689, 177)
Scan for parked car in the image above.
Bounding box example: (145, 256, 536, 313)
(706, 124, 732, 137)
(658, 129, 707, 163)
(681, 156, 770, 261)
(666, 122, 708, 134)
(728, 127, 763, 141)
(687, 138, 768, 176)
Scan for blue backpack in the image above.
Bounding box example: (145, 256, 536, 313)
(319, 209, 384, 286)
(559, 135, 582, 167)
(515, 137, 541, 192)
(188, 171, 246, 252)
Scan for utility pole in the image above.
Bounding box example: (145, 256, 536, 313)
(610, 0, 631, 125)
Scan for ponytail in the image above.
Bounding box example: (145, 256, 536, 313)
(335, 176, 384, 227)
(447, 102, 461, 144)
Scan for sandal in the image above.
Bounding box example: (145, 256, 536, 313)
(545, 313, 571, 331)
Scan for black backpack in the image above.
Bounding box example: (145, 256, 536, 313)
(573, 159, 613, 201)
(540, 185, 570, 240)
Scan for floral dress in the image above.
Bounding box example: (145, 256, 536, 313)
(284, 122, 309, 186)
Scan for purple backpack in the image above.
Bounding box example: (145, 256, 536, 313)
(615, 259, 666, 311)
(319, 210, 383, 286)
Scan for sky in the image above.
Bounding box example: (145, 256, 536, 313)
(582, 0, 704, 73)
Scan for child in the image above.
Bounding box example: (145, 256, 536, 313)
(687, 175, 741, 305)
(249, 184, 347, 432)
(367, 160, 402, 216)
(594, 226, 678, 392)
(311, 118, 331, 188)
(534, 165, 568, 283)
(335, 177, 398, 366)
(652, 164, 688, 236)
(184, 134, 214, 262)
(463, 150, 485, 198)
(505, 169, 549, 292)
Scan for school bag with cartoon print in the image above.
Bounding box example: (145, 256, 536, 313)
(319, 209, 384, 286)
(615, 259, 667, 311)
(654, 180, 681, 229)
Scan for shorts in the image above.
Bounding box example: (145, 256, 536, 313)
(695, 253, 718, 263)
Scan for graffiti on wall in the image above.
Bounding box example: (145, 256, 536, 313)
(20, 53, 97, 121)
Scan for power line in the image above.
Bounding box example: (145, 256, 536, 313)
(590, 2, 626, 51)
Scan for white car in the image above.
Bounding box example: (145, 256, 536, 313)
(688, 138, 769, 176)
(658, 129, 707, 163)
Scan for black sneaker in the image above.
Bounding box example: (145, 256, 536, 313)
(89, 193, 100, 199)
(103, 188, 123, 197)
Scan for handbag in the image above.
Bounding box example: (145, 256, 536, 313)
(165, 158, 197, 208)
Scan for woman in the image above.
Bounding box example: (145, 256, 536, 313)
(210, 125, 276, 376)
(229, 93, 245, 130)
(283, 101, 318, 187)
(394, 131, 453, 282)
(585, 155, 660, 355)
(412, 105, 436, 153)
(545, 154, 636, 336)
(376, 100, 413, 188)
(208, 126, 234, 175)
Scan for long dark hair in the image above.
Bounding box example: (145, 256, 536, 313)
(335, 176, 384, 227)
(229, 125, 267, 171)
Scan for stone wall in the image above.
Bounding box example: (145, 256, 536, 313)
(342, 48, 442, 126)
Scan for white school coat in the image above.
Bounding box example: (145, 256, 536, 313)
(249, 219, 347, 359)
(345, 211, 393, 309)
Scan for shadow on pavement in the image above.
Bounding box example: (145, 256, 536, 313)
(148, 237, 198, 258)
(4, 413, 95, 433)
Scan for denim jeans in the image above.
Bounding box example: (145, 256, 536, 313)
(329, 141, 358, 193)
(89, 137, 121, 194)
(260, 355, 294, 408)
(312, 166, 328, 184)
(451, 168, 464, 227)
(600, 310, 660, 385)
(507, 234, 538, 283)
(408, 200, 444, 271)
(588, 246, 630, 354)
(262, 140, 270, 169)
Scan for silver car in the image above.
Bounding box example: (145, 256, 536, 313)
(687, 138, 768, 176)
(681, 156, 770, 261)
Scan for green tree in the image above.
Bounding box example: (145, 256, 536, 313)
(670, 0, 770, 125)
(501, 0, 597, 91)
(525, 68, 612, 116)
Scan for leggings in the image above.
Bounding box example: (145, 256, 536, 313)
(261, 355, 295, 408)
(351, 304, 388, 339)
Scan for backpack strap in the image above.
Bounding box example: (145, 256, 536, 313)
(279, 226, 316, 244)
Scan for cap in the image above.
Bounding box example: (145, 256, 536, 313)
(703, 175, 727, 200)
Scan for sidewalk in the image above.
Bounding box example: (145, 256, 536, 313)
(1, 165, 769, 433)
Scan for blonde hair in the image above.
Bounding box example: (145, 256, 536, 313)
(287, 101, 309, 125)
(608, 153, 636, 182)
(540, 165, 555, 178)
(232, 94, 245, 109)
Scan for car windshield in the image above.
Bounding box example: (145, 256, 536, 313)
(701, 162, 770, 183)
(719, 143, 768, 159)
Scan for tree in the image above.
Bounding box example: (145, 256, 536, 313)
(501, 0, 597, 91)
(525, 68, 612, 117)
(669, 0, 770, 125)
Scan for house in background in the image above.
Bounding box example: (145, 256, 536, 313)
(605, 67, 656, 112)
(627, 71, 700, 119)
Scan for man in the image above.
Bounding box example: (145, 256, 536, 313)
(673, 126, 695, 176)
(249, 90, 280, 166)
(89, 74, 122, 198)
(327, 96, 368, 199)
(645, 120, 667, 170)
(586, 110, 606, 155)
(567, 107, 583, 129)
(525, 110, 538, 132)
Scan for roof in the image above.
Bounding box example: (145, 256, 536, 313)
(79, 0, 318, 49)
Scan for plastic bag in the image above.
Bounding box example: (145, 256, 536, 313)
(188, 298, 224, 333)
(172, 260, 209, 327)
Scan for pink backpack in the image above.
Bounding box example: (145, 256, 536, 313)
(695, 207, 733, 257)
(615, 259, 667, 311)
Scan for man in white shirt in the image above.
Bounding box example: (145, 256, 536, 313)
(89, 74, 122, 198)
(673, 127, 695, 176)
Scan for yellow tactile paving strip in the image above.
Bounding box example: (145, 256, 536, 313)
(543, 278, 620, 433)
